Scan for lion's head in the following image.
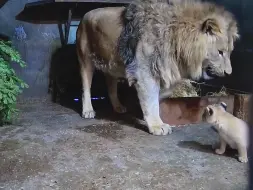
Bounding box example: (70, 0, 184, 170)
(118, 0, 239, 85)
(201, 18, 239, 80)
(171, 0, 239, 81)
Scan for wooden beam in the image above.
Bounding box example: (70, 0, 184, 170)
(15, 0, 132, 46)
(54, 0, 132, 3)
(15, 1, 130, 24)
(0, 0, 9, 9)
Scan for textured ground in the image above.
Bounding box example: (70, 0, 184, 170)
(0, 100, 249, 190)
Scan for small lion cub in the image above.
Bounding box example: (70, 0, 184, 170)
(202, 102, 249, 163)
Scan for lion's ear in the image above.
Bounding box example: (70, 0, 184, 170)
(202, 18, 221, 35)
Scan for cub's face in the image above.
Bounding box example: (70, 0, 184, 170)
(202, 105, 216, 124)
(202, 102, 227, 124)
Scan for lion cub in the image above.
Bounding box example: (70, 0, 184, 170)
(202, 102, 249, 163)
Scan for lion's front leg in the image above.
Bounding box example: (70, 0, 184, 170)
(134, 76, 173, 135)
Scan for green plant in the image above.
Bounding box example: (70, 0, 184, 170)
(0, 40, 28, 125)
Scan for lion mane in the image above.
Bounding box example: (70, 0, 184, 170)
(117, 0, 239, 86)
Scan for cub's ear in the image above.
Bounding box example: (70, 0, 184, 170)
(206, 107, 214, 116)
(202, 18, 221, 35)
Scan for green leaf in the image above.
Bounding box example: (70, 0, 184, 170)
(0, 40, 28, 124)
(11, 95, 16, 101)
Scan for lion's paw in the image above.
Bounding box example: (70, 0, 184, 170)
(149, 123, 173, 136)
(114, 105, 127, 114)
(82, 110, 96, 119)
(238, 156, 248, 163)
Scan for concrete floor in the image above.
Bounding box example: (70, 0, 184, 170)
(0, 100, 249, 190)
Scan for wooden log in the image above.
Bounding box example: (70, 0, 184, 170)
(233, 93, 251, 122)
(159, 95, 234, 126)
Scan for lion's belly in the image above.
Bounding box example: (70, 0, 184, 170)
(107, 66, 126, 78)
(91, 53, 125, 78)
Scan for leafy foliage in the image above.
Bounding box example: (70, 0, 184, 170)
(0, 40, 28, 125)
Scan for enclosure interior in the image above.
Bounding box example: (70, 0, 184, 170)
(0, 0, 252, 189)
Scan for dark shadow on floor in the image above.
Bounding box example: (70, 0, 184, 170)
(96, 112, 148, 133)
(178, 140, 238, 159)
(48, 44, 146, 132)
(48, 44, 111, 114)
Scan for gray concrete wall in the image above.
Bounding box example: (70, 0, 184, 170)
(0, 0, 62, 99)
(0, 0, 252, 100)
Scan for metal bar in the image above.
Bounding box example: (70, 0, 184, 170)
(64, 8, 72, 45)
(57, 23, 65, 46)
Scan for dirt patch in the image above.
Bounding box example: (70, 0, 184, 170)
(0, 126, 26, 137)
(0, 150, 52, 183)
(0, 139, 21, 152)
(178, 141, 238, 159)
(77, 122, 126, 141)
(0, 140, 53, 184)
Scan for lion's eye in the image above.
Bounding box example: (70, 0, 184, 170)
(218, 50, 223, 56)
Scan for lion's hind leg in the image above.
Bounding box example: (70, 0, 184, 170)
(77, 45, 96, 118)
(105, 74, 127, 114)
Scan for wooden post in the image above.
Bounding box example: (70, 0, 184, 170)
(64, 8, 72, 45)
(57, 23, 65, 46)
(233, 93, 250, 122)
(58, 8, 73, 46)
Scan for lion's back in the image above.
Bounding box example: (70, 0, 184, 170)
(77, 7, 126, 76)
(79, 7, 125, 50)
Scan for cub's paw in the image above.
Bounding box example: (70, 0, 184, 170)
(238, 156, 248, 163)
(149, 123, 173, 136)
(114, 105, 127, 114)
(82, 110, 96, 119)
(215, 149, 225, 155)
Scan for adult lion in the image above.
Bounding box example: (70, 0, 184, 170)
(76, 0, 239, 135)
